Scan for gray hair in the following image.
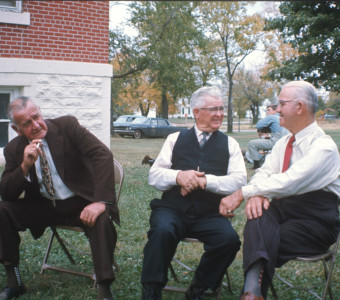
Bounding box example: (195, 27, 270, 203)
(282, 81, 318, 114)
(190, 86, 223, 110)
(7, 96, 37, 124)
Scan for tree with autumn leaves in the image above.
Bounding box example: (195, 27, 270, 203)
(109, 1, 338, 131)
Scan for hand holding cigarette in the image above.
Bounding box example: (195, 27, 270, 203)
(21, 140, 42, 175)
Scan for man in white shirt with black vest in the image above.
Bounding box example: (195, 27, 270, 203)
(141, 86, 247, 300)
(220, 81, 340, 300)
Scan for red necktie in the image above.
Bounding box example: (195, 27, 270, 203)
(282, 135, 295, 172)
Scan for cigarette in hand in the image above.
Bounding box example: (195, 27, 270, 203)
(197, 166, 200, 172)
(36, 142, 40, 149)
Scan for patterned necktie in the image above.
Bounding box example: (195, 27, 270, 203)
(39, 145, 56, 206)
(282, 135, 295, 172)
(199, 132, 209, 149)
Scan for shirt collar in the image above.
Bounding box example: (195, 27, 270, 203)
(194, 125, 211, 139)
(295, 121, 318, 143)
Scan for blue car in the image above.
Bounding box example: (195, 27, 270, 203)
(112, 115, 147, 136)
(125, 117, 188, 139)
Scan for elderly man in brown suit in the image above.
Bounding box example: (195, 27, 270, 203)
(0, 97, 119, 300)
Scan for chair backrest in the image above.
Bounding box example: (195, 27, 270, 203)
(113, 158, 124, 204)
(334, 200, 340, 254)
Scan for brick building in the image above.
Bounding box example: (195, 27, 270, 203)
(0, 0, 113, 160)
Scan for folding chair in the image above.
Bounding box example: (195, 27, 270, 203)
(163, 237, 233, 300)
(40, 158, 124, 282)
(141, 155, 232, 298)
(270, 201, 340, 300)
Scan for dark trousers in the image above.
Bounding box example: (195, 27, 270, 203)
(141, 207, 241, 290)
(0, 196, 117, 283)
(242, 190, 339, 298)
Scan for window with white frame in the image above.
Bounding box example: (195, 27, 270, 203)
(0, 1, 29, 25)
(0, 88, 20, 147)
(0, 93, 10, 147)
(0, 1, 22, 13)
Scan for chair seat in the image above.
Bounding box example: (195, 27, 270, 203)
(55, 225, 84, 232)
(295, 251, 332, 262)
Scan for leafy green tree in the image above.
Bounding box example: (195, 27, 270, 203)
(265, 1, 340, 92)
(191, 39, 224, 87)
(233, 68, 277, 124)
(126, 1, 202, 119)
(317, 96, 326, 111)
(327, 92, 340, 117)
(198, 1, 267, 132)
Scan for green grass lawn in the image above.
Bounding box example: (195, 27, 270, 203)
(0, 126, 339, 299)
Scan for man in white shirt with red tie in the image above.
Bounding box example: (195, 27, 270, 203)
(141, 86, 247, 300)
(219, 80, 340, 300)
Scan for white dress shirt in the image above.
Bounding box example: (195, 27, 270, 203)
(148, 125, 247, 195)
(242, 121, 340, 200)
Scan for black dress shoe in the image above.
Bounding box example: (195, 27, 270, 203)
(185, 284, 206, 300)
(185, 276, 208, 300)
(0, 286, 26, 300)
(142, 283, 162, 300)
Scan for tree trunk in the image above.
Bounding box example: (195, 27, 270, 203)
(161, 91, 168, 119)
(254, 105, 260, 124)
(139, 102, 150, 117)
(250, 105, 256, 125)
(227, 79, 233, 133)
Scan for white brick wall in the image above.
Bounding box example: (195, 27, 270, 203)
(0, 58, 113, 158)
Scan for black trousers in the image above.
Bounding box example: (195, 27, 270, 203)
(0, 196, 117, 283)
(242, 190, 339, 298)
(141, 206, 241, 290)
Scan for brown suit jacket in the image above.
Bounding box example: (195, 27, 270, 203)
(0, 116, 119, 227)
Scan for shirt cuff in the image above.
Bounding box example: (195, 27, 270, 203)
(242, 185, 254, 201)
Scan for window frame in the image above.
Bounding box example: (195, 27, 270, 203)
(0, 1, 22, 13)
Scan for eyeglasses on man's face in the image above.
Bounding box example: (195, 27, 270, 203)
(278, 100, 295, 107)
(199, 106, 226, 114)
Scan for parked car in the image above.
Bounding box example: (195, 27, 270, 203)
(324, 114, 336, 120)
(112, 115, 147, 136)
(124, 117, 188, 139)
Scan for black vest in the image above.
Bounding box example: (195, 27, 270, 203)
(150, 127, 230, 215)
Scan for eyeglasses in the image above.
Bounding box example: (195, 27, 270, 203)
(199, 106, 226, 114)
(278, 100, 294, 106)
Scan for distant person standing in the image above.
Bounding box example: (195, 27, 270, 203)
(247, 104, 288, 169)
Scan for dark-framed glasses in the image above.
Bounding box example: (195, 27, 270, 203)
(199, 106, 226, 114)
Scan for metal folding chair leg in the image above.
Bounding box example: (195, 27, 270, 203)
(163, 253, 233, 299)
(40, 227, 96, 281)
(269, 250, 338, 300)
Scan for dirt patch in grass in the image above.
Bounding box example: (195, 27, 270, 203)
(318, 119, 340, 131)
